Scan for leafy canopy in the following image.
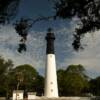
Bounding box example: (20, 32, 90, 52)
(0, 0, 20, 24)
(51, 0, 100, 50)
(0, 56, 13, 96)
(57, 64, 89, 96)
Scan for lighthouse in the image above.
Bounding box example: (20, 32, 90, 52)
(44, 28, 58, 98)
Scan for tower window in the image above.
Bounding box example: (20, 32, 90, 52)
(51, 82, 53, 84)
(51, 89, 53, 92)
(50, 55, 52, 57)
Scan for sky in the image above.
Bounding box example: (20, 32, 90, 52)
(0, 0, 100, 78)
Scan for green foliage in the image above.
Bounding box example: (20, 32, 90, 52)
(34, 75, 44, 96)
(66, 64, 88, 79)
(13, 64, 38, 77)
(10, 64, 38, 91)
(57, 69, 65, 96)
(0, 59, 44, 97)
(0, 56, 13, 97)
(63, 73, 88, 96)
(89, 76, 100, 96)
(57, 64, 89, 96)
(9, 64, 44, 96)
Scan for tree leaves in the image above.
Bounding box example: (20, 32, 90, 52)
(0, 56, 13, 96)
(57, 64, 89, 96)
(52, 0, 100, 50)
(0, 0, 20, 24)
(89, 76, 100, 96)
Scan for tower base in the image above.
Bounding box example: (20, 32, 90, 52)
(44, 54, 58, 98)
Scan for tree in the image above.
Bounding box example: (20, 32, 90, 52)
(50, 0, 100, 50)
(66, 64, 88, 79)
(0, 0, 20, 24)
(34, 75, 44, 96)
(11, 64, 38, 91)
(57, 64, 89, 96)
(0, 56, 13, 97)
(9, 64, 44, 96)
(57, 69, 65, 96)
(89, 76, 100, 96)
(64, 73, 88, 96)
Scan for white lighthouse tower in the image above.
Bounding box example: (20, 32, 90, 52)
(44, 28, 58, 98)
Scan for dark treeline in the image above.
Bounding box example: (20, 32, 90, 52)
(0, 57, 44, 98)
(0, 57, 100, 98)
(57, 65, 100, 96)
